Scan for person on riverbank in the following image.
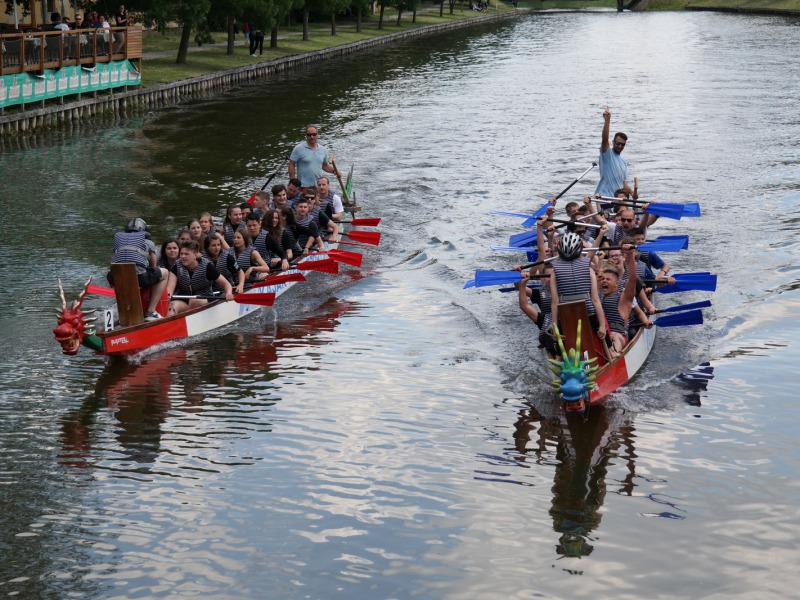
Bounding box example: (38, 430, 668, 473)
(250, 29, 264, 57)
(595, 107, 633, 200)
(288, 125, 339, 188)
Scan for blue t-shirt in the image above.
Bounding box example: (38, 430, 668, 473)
(595, 147, 629, 198)
(290, 142, 330, 187)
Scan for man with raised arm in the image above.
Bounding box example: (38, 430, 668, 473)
(595, 107, 633, 200)
(288, 125, 339, 188)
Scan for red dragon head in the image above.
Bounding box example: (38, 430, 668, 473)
(53, 278, 97, 355)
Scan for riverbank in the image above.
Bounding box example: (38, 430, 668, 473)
(641, 0, 800, 10)
(0, 8, 520, 138)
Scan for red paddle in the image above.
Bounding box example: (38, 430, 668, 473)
(343, 230, 380, 246)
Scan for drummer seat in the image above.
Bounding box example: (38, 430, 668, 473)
(110, 263, 145, 327)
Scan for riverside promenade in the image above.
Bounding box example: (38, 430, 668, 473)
(0, 10, 520, 137)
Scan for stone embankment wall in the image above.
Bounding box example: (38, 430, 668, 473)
(0, 12, 519, 137)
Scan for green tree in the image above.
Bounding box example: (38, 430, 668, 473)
(137, 0, 212, 63)
(377, 0, 390, 29)
(350, 0, 372, 33)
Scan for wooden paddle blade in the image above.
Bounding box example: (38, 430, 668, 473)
(251, 272, 307, 288)
(234, 292, 275, 306)
(328, 249, 363, 267)
(345, 230, 381, 246)
(348, 217, 381, 227)
(88, 283, 116, 297)
(296, 258, 339, 273)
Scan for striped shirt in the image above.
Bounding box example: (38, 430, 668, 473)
(551, 256, 595, 316)
(113, 231, 151, 273)
(602, 290, 628, 335)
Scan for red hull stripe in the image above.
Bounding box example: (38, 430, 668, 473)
(103, 318, 189, 354)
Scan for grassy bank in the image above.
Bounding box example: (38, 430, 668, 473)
(140, 4, 515, 86)
(642, 0, 800, 10)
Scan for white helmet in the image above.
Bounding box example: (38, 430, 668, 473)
(557, 232, 583, 261)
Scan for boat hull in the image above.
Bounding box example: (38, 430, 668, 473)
(587, 324, 656, 404)
(95, 260, 318, 357)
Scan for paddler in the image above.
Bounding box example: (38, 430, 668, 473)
(599, 243, 639, 358)
(549, 231, 608, 342)
(167, 240, 233, 315)
(108, 217, 169, 322)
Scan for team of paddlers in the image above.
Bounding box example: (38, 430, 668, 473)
(109, 176, 346, 322)
(515, 189, 677, 361)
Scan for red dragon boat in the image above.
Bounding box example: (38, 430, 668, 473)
(53, 222, 380, 358)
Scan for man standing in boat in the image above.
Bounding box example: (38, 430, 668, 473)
(595, 107, 634, 200)
(288, 125, 339, 188)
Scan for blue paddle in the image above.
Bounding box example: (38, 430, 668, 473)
(633, 309, 704, 328)
(637, 236, 689, 252)
(649, 273, 717, 293)
(654, 300, 712, 314)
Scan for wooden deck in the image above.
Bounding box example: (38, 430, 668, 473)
(0, 27, 141, 76)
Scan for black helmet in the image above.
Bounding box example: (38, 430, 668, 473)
(125, 217, 149, 233)
(557, 232, 583, 261)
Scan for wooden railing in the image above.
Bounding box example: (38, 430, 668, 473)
(0, 27, 142, 76)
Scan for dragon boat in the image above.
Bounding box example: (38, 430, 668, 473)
(53, 220, 380, 358)
(547, 299, 656, 414)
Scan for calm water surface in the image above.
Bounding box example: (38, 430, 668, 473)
(1, 10, 799, 599)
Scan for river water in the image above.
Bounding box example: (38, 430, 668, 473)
(1, 10, 799, 599)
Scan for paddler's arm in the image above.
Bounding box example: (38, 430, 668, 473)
(587, 195, 607, 225)
(216, 275, 234, 301)
(589, 269, 607, 339)
(535, 216, 552, 275)
(321, 152, 339, 177)
(586, 223, 609, 261)
(601, 106, 611, 153)
(549, 270, 560, 332)
(516, 272, 540, 322)
(619, 245, 638, 323)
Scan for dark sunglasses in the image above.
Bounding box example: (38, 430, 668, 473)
(619, 218, 634, 223)
(614, 141, 626, 148)
(306, 133, 318, 137)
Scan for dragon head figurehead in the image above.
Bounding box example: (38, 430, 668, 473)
(548, 321, 598, 414)
(53, 278, 99, 355)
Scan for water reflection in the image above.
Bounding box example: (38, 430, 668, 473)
(58, 299, 360, 475)
(676, 362, 715, 407)
(513, 404, 636, 559)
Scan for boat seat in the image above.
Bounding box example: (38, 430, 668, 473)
(110, 262, 144, 327)
(558, 300, 606, 367)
